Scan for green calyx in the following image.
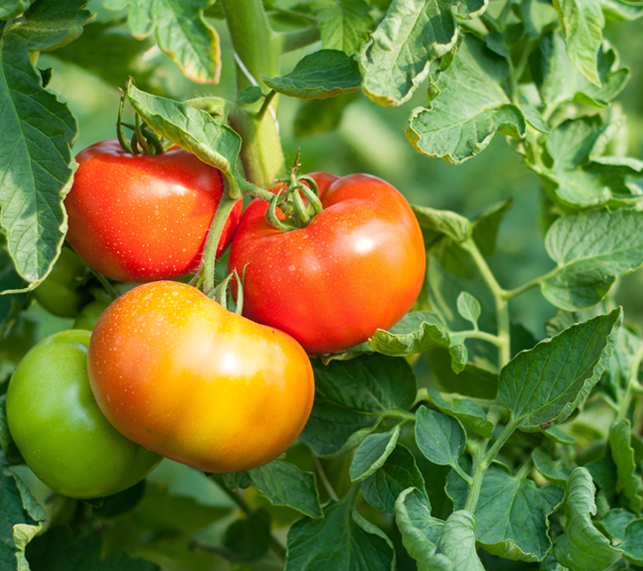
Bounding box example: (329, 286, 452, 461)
(116, 82, 165, 156)
(264, 160, 323, 232)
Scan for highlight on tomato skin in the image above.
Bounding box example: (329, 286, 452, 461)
(228, 172, 426, 355)
(87, 280, 315, 474)
(64, 140, 242, 284)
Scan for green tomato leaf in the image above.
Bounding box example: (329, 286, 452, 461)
(26, 525, 161, 571)
(601, 0, 643, 21)
(223, 508, 272, 561)
(368, 312, 465, 372)
(427, 387, 493, 438)
(359, 0, 458, 107)
(471, 199, 513, 258)
(520, 104, 550, 133)
(426, 347, 499, 400)
(620, 518, 643, 565)
(456, 292, 481, 328)
(362, 445, 427, 514)
(294, 92, 358, 138)
(242, 460, 323, 519)
(533, 115, 642, 211)
(447, 464, 564, 561)
(415, 406, 466, 470)
(0, 467, 44, 571)
(237, 86, 263, 105)
(285, 498, 395, 571)
(553, 467, 622, 571)
(50, 22, 161, 95)
(532, 447, 572, 486)
(0, 0, 29, 20)
(437, 510, 485, 571)
(127, 84, 242, 196)
(264, 49, 362, 99)
(553, 0, 605, 86)
(111, 0, 221, 84)
(599, 324, 641, 403)
(500, 309, 621, 431)
(608, 419, 643, 513)
(542, 209, 643, 310)
(411, 205, 473, 246)
(599, 508, 636, 542)
(300, 354, 417, 457)
(0, 34, 77, 286)
(350, 425, 401, 482)
(406, 34, 526, 165)
(453, 0, 488, 19)
(394, 487, 444, 565)
(6, 0, 94, 52)
(317, 0, 374, 56)
(530, 32, 629, 109)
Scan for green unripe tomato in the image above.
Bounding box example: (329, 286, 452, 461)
(33, 248, 87, 317)
(73, 299, 110, 331)
(6, 330, 161, 499)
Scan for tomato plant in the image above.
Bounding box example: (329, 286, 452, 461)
(5, 330, 161, 499)
(2, 1, 643, 570)
(229, 172, 426, 354)
(87, 280, 315, 473)
(65, 140, 242, 283)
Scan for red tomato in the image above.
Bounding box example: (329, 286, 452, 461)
(229, 173, 426, 355)
(65, 140, 242, 283)
(87, 281, 315, 473)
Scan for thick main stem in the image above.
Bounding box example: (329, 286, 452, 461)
(221, 0, 285, 187)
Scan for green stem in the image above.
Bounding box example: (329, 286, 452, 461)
(89, 269, 118, 301)
(198, 194, 240, 295)
(256, 90, 277, 121)
(464, 444, 485, 513)
(211, 474, 250, 515)
(502, 267, 560, 300)
(462, 239, 511, 368)
(616, 343, 643, 422)
(383, 409, 416, 422)
(314, 456, 339, 501)
(481, 418, 520, 470)
(452, 462, 474, 486)
(221, 0, 285, 187)
(451, 329, 504, 348)
(221, 0, 280, 92)
(497, 0, 515, 27)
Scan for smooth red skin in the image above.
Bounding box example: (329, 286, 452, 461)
(229, 173, 427, 355)
(87, 281, 315, 474)
(65, 140, 242, 283)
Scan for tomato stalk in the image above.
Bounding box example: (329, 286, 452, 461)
(221, 0, 285, 187)
(194, 193, 240, 295)
(116, 85, 165, 156)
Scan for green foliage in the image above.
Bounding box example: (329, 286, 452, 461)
(264, 49, 362, 99)
(104, 0, 221, 84)
(406, 34, 526, 165)
(3, 0, 643, 569)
